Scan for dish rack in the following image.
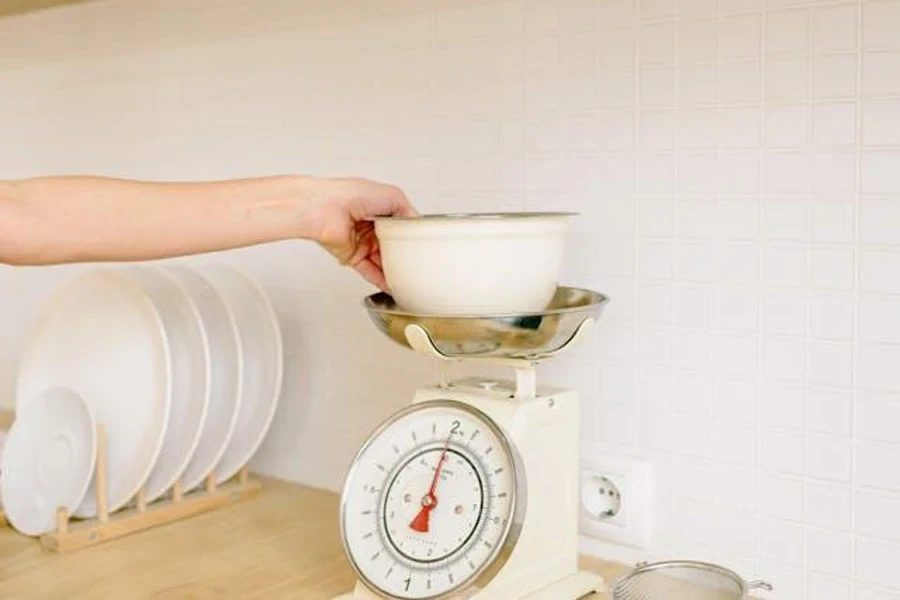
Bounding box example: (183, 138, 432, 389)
(0, 424, 262, 553)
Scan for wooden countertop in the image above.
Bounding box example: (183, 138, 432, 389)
(0, 409, 766, 599)
(0, 0, 92, 19)
(0, 475, 632, 599)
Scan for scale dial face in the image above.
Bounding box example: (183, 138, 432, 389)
(340, 400, 524, 600)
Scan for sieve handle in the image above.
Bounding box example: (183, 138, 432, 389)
(748, 580, 774, 591)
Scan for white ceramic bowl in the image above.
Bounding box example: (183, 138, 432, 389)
(374, 212, 574, 316)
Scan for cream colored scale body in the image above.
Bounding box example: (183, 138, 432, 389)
(339, 287, 608, 599)
(338, 371, 604, 599)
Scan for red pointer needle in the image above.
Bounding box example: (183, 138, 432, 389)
(409, 432, 452, 533)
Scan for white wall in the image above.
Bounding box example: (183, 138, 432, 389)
(2, 0, 899, 596)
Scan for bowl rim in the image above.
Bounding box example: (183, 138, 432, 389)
(372, 211, 579, 222)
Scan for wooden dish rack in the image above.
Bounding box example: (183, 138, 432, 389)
(0, 423, 262, 553)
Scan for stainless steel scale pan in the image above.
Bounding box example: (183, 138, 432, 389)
(363, 286, 609, 361)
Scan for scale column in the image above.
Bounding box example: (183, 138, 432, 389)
(513, 364, 537, 399)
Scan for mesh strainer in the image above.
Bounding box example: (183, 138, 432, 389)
(611, 560, 773, 600)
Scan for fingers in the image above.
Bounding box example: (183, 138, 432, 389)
(393, 192, 418, 217)
(391, 187, 418, 217)
(353, 258, 388, 292)
(342, 224, 388, 290)
(327, 177, 415, 291)
(350, 178, 418, 219)
(352, 223, 377, 263)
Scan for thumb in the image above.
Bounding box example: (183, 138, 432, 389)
(354, 181, 418, 219)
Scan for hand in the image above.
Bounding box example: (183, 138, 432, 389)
(304, 177, 417, 291)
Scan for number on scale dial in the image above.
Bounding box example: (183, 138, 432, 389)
(340, 400, 523, 599)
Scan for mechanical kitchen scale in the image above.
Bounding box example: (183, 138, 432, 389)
(336, 286, 609, 600)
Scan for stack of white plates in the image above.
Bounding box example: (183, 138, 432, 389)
(1, 263, 283, 535)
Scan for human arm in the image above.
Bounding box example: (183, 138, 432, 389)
(0, 175, 415, 289)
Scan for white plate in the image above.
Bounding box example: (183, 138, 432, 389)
(16, 269, 171, 518)
(123, 267, 210, 503)
(198, 265, 283, 484)
(2, 388, 96, 535)
(164, 265, 243, 493)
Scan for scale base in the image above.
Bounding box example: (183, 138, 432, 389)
(334, 570, 604, 599)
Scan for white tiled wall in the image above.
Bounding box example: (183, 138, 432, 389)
(1, 0, 899, 596)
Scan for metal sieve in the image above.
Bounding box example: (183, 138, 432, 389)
(611, 560, 773, 600)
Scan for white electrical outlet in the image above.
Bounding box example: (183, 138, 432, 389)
(579, 453, 654, 549)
